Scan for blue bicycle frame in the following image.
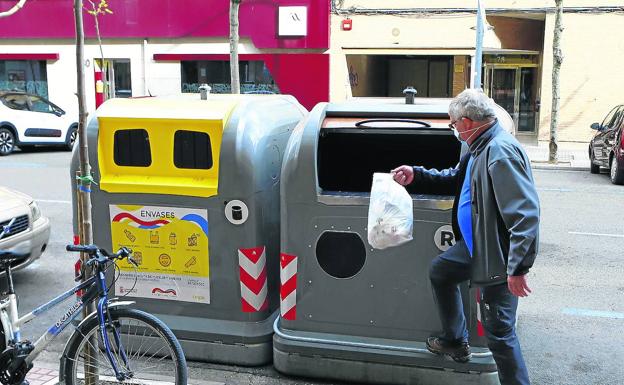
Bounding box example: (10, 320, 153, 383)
(0, 265, 132, 380)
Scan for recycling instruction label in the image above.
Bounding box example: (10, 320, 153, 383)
(110, 204, 210, 304)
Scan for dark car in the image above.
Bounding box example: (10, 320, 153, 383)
(589, 105, 624, 184)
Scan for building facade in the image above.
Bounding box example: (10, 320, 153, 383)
(329, 1, 624, 143)
(0, 0, 330, 113)
(2, 1, 623, 144)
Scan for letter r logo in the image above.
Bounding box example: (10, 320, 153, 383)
(434, 225, 455, 251)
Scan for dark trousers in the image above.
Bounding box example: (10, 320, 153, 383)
(429, 240, 530, 385)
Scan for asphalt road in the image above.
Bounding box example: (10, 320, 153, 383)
(0, 148, 622, 385)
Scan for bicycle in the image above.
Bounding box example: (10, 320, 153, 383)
(0, 243, 187, 385)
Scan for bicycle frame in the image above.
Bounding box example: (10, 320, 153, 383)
(0, 264, 131, 377)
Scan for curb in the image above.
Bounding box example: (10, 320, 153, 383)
(530, 162, 589, 171)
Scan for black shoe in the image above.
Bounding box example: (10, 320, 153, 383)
(426, 337, 472, 363)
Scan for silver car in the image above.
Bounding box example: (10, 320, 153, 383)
(0, 187, 50, 271)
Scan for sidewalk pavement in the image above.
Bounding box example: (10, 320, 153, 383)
(522, 141, 590, 171)
(25, 366, 58, 385)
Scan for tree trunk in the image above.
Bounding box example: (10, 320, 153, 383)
(0, 0, 26, 18)
(73, 1, 97, 383)
(550, 0, 564, 163)
(229, 0, 241, 94)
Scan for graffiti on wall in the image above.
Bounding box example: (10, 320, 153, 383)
(182, 83, 280, 94)
(348, 65, 358, 88)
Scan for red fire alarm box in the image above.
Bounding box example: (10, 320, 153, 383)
(342, 18, 352, 31)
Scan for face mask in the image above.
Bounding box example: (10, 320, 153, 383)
(452, 127, 461, 140)
(454, 120, 492, 142)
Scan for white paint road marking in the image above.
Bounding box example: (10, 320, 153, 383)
(562, 308, 624, 319)
(568, 231, 624, 238)
(0, 162, 47, 169)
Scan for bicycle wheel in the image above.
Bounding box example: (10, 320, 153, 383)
(63, 308, 187, 385)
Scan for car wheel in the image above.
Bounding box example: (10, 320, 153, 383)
(610, 156, 624, 185)
(64, 126, 77, 151)
(0, 128, 15, 156)
(589, 149, 600, 174)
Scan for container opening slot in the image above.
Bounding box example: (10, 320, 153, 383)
(318, 129, 461, 195)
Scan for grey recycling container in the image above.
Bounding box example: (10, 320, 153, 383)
(274, 98, 511, 384)
(70, 94, 306, 365)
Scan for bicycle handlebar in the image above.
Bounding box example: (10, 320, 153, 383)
(66, 244, 135, 266)
(66, 244, 99, 254)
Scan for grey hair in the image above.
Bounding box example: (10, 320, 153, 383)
(448, 89, 497, 121)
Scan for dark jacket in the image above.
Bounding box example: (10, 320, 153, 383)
(412, 121, 540, 286)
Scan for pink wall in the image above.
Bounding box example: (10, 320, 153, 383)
(154, 53, 329, 111)
(0, 0, 329, 50)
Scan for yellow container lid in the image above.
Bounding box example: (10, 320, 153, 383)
(97, 96, 239, 198)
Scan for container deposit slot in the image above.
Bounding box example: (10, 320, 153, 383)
(317, 118, 461, 196)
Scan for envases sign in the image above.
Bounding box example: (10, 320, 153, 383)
(110, 205, 210, 304)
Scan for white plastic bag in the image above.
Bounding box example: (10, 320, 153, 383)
(367, 173, 413, 249)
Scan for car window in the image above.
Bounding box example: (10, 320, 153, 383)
(29, 96, 53, 113)
(0, 94, 30, 111)
(608, 109, 624, 132)
(601, 106, 622, 129)
(613, 108, 624, 131)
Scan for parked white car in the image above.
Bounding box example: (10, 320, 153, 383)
(0, 92, 78, 155)
(0, 186, 50, 272)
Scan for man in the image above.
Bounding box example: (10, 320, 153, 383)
(392, 89, 539, 385)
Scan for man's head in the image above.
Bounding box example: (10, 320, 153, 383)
(448, 89, 497, 144)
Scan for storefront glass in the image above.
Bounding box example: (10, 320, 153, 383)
(0, 60, 48, 98)
(518, 67, 537, 133)
(181, 60, 280, 94)
(486, 65, 538, 134)
(346, 55, 453, 98)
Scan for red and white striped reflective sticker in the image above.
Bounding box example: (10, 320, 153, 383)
(238, 246, 268, 312)
(476, 288, 485, 336)
(280, 253, 297, 321)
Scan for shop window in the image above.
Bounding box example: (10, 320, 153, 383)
(181, 60, 280, 94)
(174, 130, 213, 169)
(113, 60, 132, 98)
(346, 55, 453, 98)
(0, 60, 48, 98)
(114, 129, 151, 167)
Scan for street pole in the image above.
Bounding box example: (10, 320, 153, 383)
(473, 0, 485, 90)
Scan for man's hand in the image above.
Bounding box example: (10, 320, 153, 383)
(508, 274, 532, 297)
(391, 165, 414, 186)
